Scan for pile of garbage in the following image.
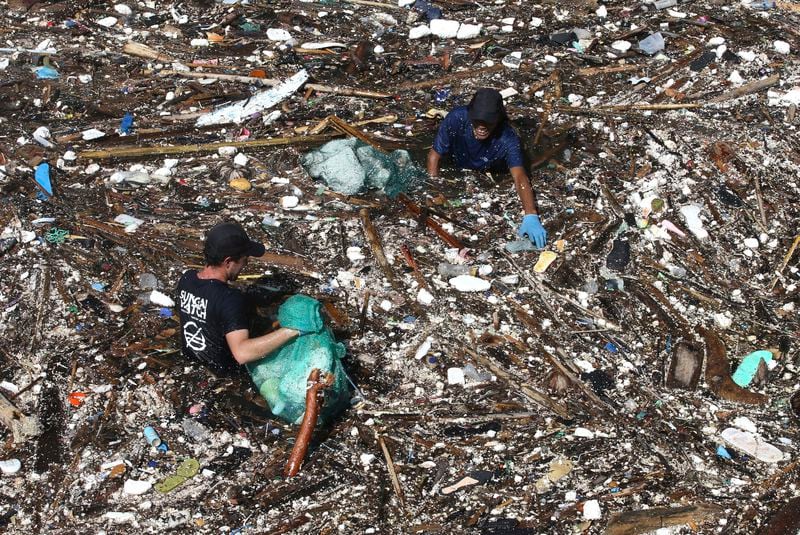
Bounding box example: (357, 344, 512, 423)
(0, 0, 798, 532)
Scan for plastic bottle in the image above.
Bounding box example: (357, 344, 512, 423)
(437, 262, 477, 277)
(653, 0, 677, 9)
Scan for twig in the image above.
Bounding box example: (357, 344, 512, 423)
(769, 235, 800, 290)
(358, 290, 371, 337)
(377, 433, 406, 509)
(752, 173, 768, 231)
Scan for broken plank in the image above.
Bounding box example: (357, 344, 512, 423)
(605, 503, 723, 535)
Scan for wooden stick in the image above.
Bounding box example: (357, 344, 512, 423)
(769, 235, 800, 291)
(606, 503, 723, 535)
(577, 64, 640, 77)
(78, 133, 338, 159)
(158, 69, 280, 86)
(462, 346, 571, 419)
(400, 244, 432, 294)
(598, 103, 703, 111)
(328, 116, 384, 151)
(358, 290, 371, 337)
(377, 434, 406, 509)
(158, 70, 392, 98)
(753, 174, 768, 231)
(396, 64, 504, 91)
(0, 391, 42, 443)
(396, 194, 466, 250)
(360, 209, 401, 290)
(284, 369, 332, 477)
(709, 74, 780, 104)
(295, 114, 398, 134)
(122, 41, 174, 63)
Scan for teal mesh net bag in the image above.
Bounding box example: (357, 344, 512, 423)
(247, 296, 350, 424)
(301, 138, 423, 198)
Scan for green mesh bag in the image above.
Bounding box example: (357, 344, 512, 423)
(301, 138, 423, 198)
(246, 296, 350, 425)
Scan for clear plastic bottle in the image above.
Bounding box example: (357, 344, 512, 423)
(437, 262, 477, 277)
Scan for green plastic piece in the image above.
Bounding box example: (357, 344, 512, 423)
(247, 296, 351, 425)
(155, 458, 200, 493)
(731, 350, 773, 387)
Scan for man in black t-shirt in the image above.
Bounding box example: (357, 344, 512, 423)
(176, 221, 299, 374)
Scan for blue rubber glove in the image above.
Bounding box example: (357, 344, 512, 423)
(518, 214, 547, 249)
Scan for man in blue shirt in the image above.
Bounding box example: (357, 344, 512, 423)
(427, 88, 547, 249)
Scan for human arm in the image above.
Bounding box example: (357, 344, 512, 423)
(510, 166, 547, 248)
(225, 327, 299, 365)
(427, 148, 443, 177)
(510, 165, 538, 215)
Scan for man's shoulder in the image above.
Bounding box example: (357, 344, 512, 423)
(449, 106, 469, 119)
(497, 123, 522, 145)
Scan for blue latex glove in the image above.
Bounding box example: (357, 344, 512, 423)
(518, 214, 547, 249)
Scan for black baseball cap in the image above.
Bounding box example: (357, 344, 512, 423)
(467, 88, 506, 124)
(204, 221, 265, 259)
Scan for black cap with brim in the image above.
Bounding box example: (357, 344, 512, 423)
(467, 88, 506, 124)
(205, 221, 265, 260)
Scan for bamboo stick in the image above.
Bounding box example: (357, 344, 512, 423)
(158, 69, 392, 98)
(709, 74, 780, 104)
(78, 133, 339, 159)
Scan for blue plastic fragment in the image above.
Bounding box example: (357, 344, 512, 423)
(604, 342, 618, 354)
(120, 112, 134, 134)
(148, 459, 159, 468)
(159, 307, 173, 318)
(635, 411, 647, 420)
(717, 445, 732, 460)
(157, 442, 169, 453)
(35, 66, 59, 79)
(731, 350, 773, 387)
(35, 163, 53, 198)
(402, 315, 416, 324)
(91, 282, 105, 292)
(505, 239, 537, 253)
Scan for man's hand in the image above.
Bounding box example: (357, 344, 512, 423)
(426, 148, 442, 177)
(518, 214, 547, 249)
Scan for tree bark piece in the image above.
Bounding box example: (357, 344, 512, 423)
(699, 326, 768, 405)
(759, 497, 800, 535)
(0, 391, 42, 443)
(605, 503, 723, 535)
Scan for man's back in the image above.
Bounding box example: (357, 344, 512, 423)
(177, 269, 248, 373)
